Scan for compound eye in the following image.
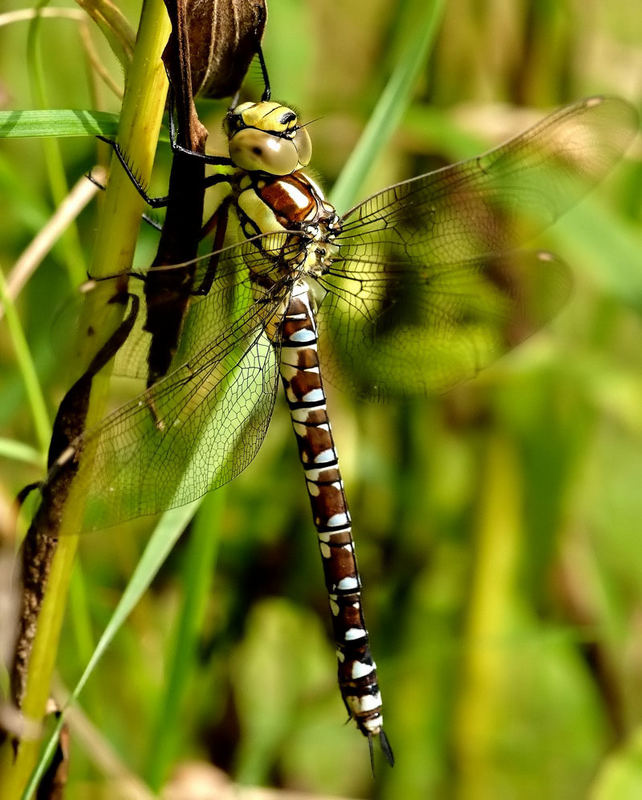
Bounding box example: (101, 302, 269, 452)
(229, 128, 299, 175)
(292, 127, 312, 166)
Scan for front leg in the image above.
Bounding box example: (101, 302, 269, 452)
(169, 139, 234, 166)
(97, 136, 170, 208)
(97, 136, 234, 207)
(193, 196, 232, 296)
(86, 171, 164, 231)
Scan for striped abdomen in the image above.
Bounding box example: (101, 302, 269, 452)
(277, 280, 393, 762)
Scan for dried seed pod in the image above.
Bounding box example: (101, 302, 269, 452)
(186, 0, 267, 99)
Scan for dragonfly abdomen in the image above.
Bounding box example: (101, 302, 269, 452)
(277, 281, 390, 758)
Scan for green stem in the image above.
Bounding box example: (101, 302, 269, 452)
(0, 0, 171, 795)
(0, 269, 50, 457)
(453, 435, 523, 800)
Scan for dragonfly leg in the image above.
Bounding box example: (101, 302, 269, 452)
(256, 42, 271, 101)
(96, 134, 232, 208)
(85, 171, 163, 231)
(203, 173, 233, 189)
(168, 140, 233, 167)
(85, 169, 106, 192)
(194, 197, 231, 296)
(96, 136, 171, 208)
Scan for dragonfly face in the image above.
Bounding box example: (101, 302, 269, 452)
(225, 100, 312, 174)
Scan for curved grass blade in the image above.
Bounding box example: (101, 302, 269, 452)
(0, 109, 121, 139)
(330, 0, 446, 212)
(21, 501, 201, 799)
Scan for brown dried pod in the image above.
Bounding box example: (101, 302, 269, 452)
(186, 0, 267, 99)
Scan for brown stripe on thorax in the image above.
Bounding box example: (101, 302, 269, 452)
(257, 172, 319, 227)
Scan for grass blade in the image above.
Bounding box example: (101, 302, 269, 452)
(0, 109, 121, 139)
(330, 0, 445, 211)
(145, 490, 225, 790)
(22, 502, 201, 799)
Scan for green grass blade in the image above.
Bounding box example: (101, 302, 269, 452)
(0, 437, 43, 467)
(73, 504, 202, 702)
(329, 0, 445, 212)
(21, 501, 201, 799)
(145, 489, 225, 790)
(0, 269, 50, 455)
(0, 109, 121, 139)
(74, 0, 136, 69)
(0, 0, 171, 793)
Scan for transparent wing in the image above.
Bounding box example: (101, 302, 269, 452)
(318, 250, 571, 398)
(109, 233, 300, 381)
(68, 270, 290, 530)
(317, 96, 637, 398)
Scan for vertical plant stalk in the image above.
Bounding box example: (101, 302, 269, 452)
(453, 435, 524, 798)
(0, 0, 171, 793)
(27, 0, 87, 289)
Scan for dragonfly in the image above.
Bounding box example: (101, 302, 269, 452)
(47, 90, 637, 764)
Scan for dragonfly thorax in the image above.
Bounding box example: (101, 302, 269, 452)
(236, 170, 340, 261)
(225, 100, 312, 175)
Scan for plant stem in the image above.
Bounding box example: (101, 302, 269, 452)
(0, 0, 171, 795)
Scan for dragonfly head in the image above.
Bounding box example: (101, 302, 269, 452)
(224, 100, 312, 175)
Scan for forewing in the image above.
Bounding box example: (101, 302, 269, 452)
(71, 280, 288, 530)
(111, 233, 297, 380)
(318, 96, 636, 398)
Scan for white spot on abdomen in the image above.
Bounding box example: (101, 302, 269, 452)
(288, 328, 315, 343)
(314, 448, 335, 464)
(361, 715, 383, 734)
(351, 661, 375, 679)
(302, 388, 324, 403)
(291, 408, 313, 423)
(356, 692, 382, 712)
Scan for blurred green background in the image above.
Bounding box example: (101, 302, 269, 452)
(1, 0, 641, 798)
